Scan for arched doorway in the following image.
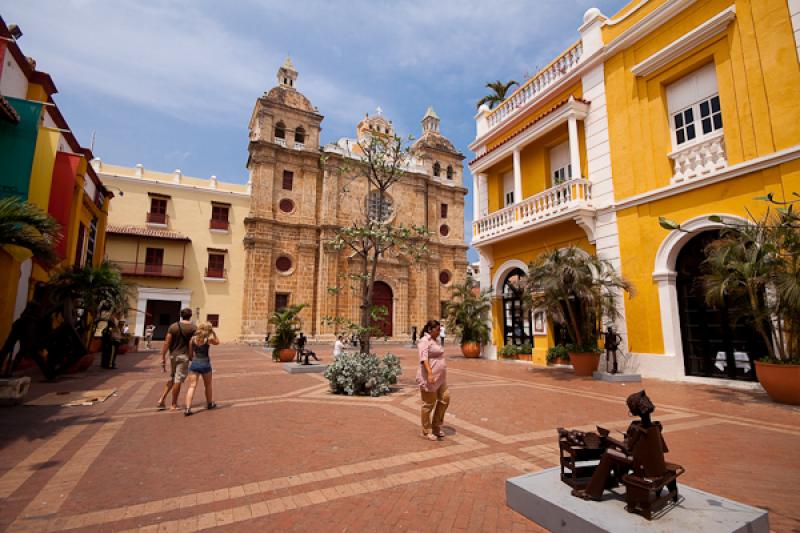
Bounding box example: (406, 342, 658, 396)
(502, 268, 533, 346)
(676, 231, 765, 381)
(371, 281, 393, 337)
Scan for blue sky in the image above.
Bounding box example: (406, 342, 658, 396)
(4, 0, 629, 261)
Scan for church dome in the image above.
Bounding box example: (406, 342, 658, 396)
(263, 86, 316, 113)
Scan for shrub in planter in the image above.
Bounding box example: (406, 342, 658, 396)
(268, 304, 306, 362)
(324, 352, 402, 397)
(445, 276, 491, 358)
(498, 344, 519, 358)
(546, 345, 570, 364)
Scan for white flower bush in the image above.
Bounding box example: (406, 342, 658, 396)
(324, 352, 402, 397)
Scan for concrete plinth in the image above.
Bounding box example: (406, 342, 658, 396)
(0, 377, 31, 406)
(506, 467, 768, 533)
(592, 371, 641, 382)
(284, 362, 328, 374)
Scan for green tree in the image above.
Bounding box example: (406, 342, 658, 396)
(476, 80, 519, 110)
(523, 246, 633, 351)
(0, 196, 60, 266)
(49, 261, 131, 349)
(325, 131, 429, 354)
(445, 276, 491, 345)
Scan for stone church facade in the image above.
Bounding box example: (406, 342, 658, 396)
(240, 59, 468, 342)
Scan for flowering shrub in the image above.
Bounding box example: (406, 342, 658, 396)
(324, 352, 402, 397)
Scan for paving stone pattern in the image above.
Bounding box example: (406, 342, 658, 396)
(0, 344, 798, 532)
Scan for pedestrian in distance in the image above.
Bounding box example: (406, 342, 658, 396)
(157, 308, 197, 411)
(333, 335, 345, 359)
(439, 323, 446, 346)
(144, 324, 155, 349)
(417, 319, 449, 441)
(184, 322, 219, 416)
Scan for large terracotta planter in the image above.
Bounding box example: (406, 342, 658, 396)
(569, 352, 600, 376)
(755, 360, 800, 405)
(276, 348, 296, 363)
(461, 343, 481, 358)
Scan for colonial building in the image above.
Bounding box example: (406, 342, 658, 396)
(0, 16, 111, 344)
(101, 58, 468, 343)
(470, 0, 800, 382)
(240, 58, 468, 342)
(97, 163, 250, 341)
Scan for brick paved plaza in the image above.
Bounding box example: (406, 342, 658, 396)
(1, 344, 799, 532)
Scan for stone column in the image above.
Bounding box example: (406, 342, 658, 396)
(478, 247, 496, 360)
(478, 173, 488, 217)
(513, 149, 523, 203)
(472, 173, 480, 220)
(568, 115, 582, 180)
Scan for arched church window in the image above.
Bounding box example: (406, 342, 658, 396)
(366, 190, 393, 222)
(274, 121, 286, 139)
(446, 165, 454, 180)
(433, 162, 441, 177)
(295, 126, 305, 144)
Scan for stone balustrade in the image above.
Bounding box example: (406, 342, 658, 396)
(669, 132, 727, 184)
(473, 179, 592, 244)
(487, 41, 583, 130)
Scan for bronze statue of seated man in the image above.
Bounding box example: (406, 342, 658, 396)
(568, 390, 683, 517)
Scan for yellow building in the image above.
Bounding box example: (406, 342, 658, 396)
(96, 162, 250, 342)
(0, 17, 111, 343)
(469, 0, 800, 383)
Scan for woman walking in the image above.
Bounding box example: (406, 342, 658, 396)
(184, 322, 220, 416)
(417, 319, 449, 441)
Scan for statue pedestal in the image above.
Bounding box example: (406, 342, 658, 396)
(0, 377, 31, 406)
(283, 362, 328, 374)
(506, 467, 768, 532)
(592, 371, 641, 382)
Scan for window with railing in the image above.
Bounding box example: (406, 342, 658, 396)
(148, 197, 168, 225)
(433, 162, 441, 177)
(85, 217, 98, 266)
(210, 204, 229, 230)
(206, 253, 226, 279)
(446, 165, 453, 180)
(667, 63, 722, 149)
(144, 248, 164, 274)
(549, 141, 571, 186)
(295, 126, 305, 144)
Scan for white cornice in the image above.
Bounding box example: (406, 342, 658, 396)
(469, 99, 589, 173)
(632, 6, 736, 77)
(469, 0, 697, 153)
(601, 143, 800, 212)
(100, 173, 250, 199)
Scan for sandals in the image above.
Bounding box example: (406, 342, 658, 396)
(207, 402, 217, 410)
(184, 408, 193, 416)
(421, 432, 439, 441)
(156, 403, 166, 411)
(433, 429, 446, 438)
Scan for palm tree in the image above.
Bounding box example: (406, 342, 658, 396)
(0, 196, 60, 265)
(476, 80, 520, 110)
(445, 276, 491, 346)
(48, 261, 130, 349)
(523, 246, 633, 350)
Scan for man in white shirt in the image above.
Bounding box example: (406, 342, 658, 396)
(439, 324, 446, 346)
(333, 335, 344, 358)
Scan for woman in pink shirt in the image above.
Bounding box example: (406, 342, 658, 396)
(417, 320, 449, 441)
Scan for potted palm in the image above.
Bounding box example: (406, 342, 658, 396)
(524, 246, 633, 376)
(662, 194, 800, 404)
(445, 277, 491, 358)
(268, 304, 307, 363)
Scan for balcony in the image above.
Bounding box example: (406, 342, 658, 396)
(486, 41, 583, 131)
(473, 179, 594, 245)
(209, 219, 229, 231)
(274, 137, 287, 147)
(204, 267, 227, 280)
(668, 132, 727, 184)
(146, 212, 168, 225)
(115, 261, 184, 279)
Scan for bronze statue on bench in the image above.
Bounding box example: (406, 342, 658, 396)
(557, 390, 684, 520)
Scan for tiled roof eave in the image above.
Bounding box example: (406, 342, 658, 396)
(106, 224, 191, 242)
(0, 94, 20, 123)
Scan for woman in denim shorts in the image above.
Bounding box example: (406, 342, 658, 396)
(184, 322, 220, 416)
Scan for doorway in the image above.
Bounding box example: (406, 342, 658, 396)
(145, 300, 181, 340)
(676, 231, 766, 381)
(371, 281, 393, 337)
(502, 268, 533, 347)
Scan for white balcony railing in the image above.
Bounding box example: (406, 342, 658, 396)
(668, 132, 727, 184)
(473, 179, 592, 243)
(487, 41, 583, 130)
(274, 137, 287, 147)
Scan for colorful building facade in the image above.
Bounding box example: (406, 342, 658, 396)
(0, 17, 111, 343)
(469, 0, 800, 382)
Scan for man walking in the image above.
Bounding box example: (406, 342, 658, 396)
(157, 308, 196, 410)
(439, 324, 446, 346)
